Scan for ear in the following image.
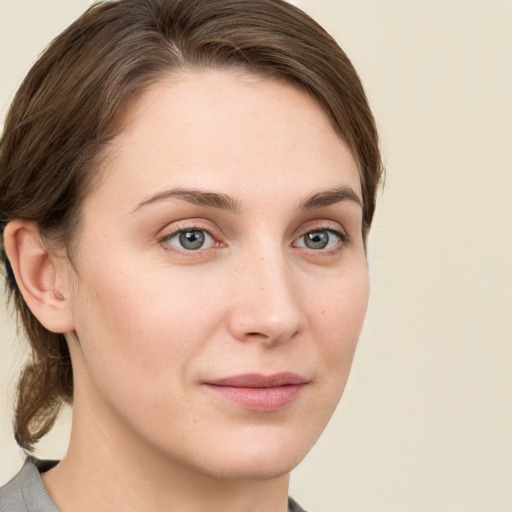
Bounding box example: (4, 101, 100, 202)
(3, 220, 75, 333)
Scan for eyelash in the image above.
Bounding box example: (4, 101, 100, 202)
(293, 228, 350, 252)
(157, 224, 220, 254)
(157, 224, 350, 254)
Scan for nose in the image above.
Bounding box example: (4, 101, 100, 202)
(227, 252, 307, 345)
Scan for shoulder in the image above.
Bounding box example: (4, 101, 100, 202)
(0, 458, 59, 512)
(0, 460, 31, 512)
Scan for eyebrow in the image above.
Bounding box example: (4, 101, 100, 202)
(130, 187, 242, 214)
(130, 185, 362, 214)
(299, 186, 363, 210)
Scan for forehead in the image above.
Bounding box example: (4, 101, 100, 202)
(91, 70, 361, 209)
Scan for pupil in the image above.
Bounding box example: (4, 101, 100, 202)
(305, 231, 329, 249)
(179, 230, 205, 250)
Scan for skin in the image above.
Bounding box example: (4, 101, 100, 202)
(8, 70, 369, 512)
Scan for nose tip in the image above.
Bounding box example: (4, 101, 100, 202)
(227, 264, 307, 345)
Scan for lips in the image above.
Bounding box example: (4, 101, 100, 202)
(203, 372, 308, 411)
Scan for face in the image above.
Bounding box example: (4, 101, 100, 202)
(63, 71, 369, 480)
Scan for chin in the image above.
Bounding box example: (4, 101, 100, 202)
(199, 450, 304, 481)
(181, 426, 321, 481)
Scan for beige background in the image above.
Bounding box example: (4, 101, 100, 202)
(1, 1, 511, 511)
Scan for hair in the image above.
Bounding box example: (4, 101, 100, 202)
(0, 0, 382, 451)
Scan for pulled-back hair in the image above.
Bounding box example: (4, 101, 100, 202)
(0, 0, 382, 451)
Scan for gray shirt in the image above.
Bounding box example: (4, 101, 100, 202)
(0, 459, 58, 512)
(0, 458, 308, 512)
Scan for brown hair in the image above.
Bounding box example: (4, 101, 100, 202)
(0, 0, 382, 451)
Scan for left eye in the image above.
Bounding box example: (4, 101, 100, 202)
(294, 230, 342, 250)
(164, 229, 215, 251)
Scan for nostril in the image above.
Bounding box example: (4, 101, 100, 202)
(246, 331, 267, 339)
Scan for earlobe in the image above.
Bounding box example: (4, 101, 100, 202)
(3, 220, 75, 333)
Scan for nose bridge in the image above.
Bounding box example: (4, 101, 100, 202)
(228, 243, 307, 344)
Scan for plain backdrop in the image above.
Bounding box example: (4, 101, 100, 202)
(1, 1, 511, 511)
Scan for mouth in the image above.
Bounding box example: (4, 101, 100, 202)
(203, 372, 308, 412)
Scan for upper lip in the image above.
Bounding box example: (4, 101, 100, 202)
(204, 372, 308, 388)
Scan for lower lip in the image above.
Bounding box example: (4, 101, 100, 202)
(204, 384, 306, 411)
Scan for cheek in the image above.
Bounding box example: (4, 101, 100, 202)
(310, 267, 369, 374)
(70, 253, 235, 397)
(69, 264, 225, 434)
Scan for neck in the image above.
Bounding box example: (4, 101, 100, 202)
(42, 402, 291, 512)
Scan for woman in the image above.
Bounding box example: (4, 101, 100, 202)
(0, 0, 382, 510)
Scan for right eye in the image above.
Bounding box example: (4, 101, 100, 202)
(162, 229, 215, 251)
